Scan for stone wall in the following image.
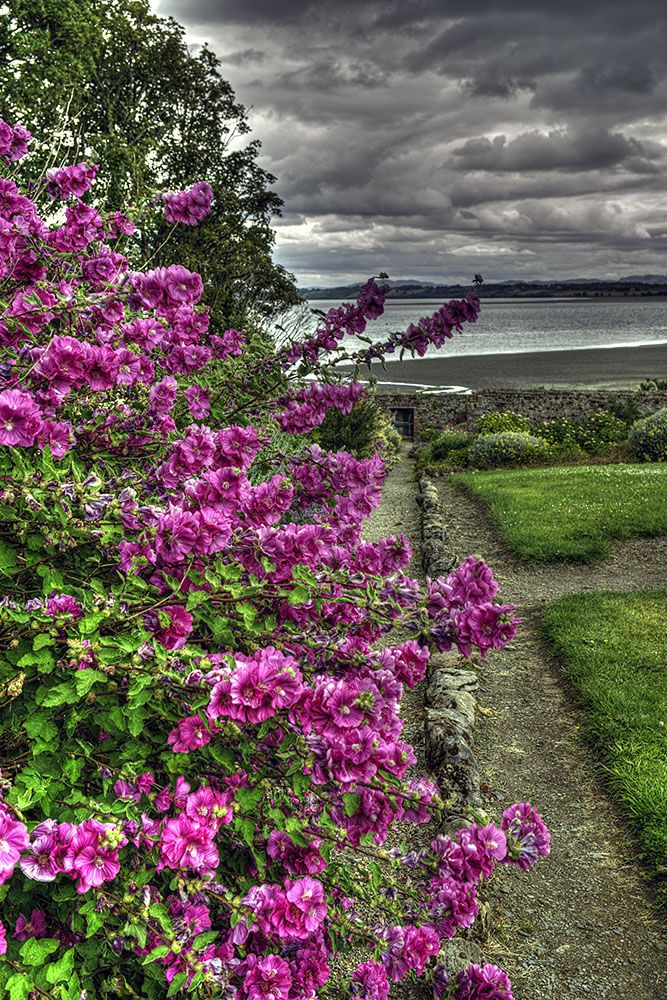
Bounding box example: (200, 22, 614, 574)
(382, 388, 667, 438)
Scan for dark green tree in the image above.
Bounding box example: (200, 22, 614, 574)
(0, 0, 298, 328)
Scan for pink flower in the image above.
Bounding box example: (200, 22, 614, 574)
(0, 813, 30, 884)
(62, 820, 123, 894)
(36, 419, 75, 459)
(13, 909, 47, 941)
(285, 877, 327, 931)
(184, 384, 210, 419)
(114, 348, 142, 386)
(162, 181, 213, 226)
(20, 834, 60, 881)
(159, 814, 217, 871)
(146, 605, 193, 650)
(167, 714, 212, 753)
(244, 954, 292, 1000)
(73, 843, 120, 892)
(0, 919, 6, 956)
(45, 161, 98, 200)
(0, 389, 42, 447)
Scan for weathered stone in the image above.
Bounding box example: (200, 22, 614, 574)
(427, 680, 477, 723)
(427, 557, 455, 576)
(426, 710, 474, 763)
(438, 938, 483, 975)
(429, 666, 479, 693)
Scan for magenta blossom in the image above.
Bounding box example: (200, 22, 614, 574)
(145, 605, 193, 650)
(13, 909, 47, 941)
(244, 954, 292, 1000)
(0, 389, 42, 447)
(162, 181, 213, 226)
(0, 813, 30, 884)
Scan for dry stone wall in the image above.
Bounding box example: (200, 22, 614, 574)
(417, 474, 492, 972)
(382, 388, 667, 437)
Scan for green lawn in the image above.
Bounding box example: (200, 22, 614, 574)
(541, 590, 667, 907)
(451, 464, 667, 563)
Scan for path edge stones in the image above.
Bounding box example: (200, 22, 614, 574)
(417, 473, 491, 972)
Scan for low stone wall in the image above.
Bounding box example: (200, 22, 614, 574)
(383, 388, 667, 437)
(417, 474, 491, 971)
(417, 476, 482, 826)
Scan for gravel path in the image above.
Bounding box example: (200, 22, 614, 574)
(434, 474, 667, 999)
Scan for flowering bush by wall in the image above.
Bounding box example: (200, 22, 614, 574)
(0, 121, 548, 999)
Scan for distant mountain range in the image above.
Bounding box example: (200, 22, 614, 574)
(300, 276, 667, 299)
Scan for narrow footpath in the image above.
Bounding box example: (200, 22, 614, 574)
(434, 473, 667, 1000)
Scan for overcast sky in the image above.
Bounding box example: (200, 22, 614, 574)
(153, 0, 667, 287)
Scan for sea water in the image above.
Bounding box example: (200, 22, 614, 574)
(291, 296, 667, 360)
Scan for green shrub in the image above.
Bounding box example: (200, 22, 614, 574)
(414, 443, 433, 467)
(446, 445, 470, 467)
(609, 392, 642, 425)
(469, 431, 552, 469)
(549, 441, 586, 461)
(317, 396, 393, 458)
(640, 378, 667, 391)
(380, 423, 403, 456)
(418, 427, 440, 442)
(575, 410, 628, 453)
(532, 416, 579, 449)
(629, 408, 667, 462)
(477, 411, 531, 434)
(431, 429, 469, 461)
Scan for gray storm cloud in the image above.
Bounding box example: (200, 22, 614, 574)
(154, 0, 667, 285)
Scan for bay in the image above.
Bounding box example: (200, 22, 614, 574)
(298, 296, 667, 361)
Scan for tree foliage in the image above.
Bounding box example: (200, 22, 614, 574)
(0, 0, 298, 328)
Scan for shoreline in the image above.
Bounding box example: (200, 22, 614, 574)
(340, 342, 667, 392)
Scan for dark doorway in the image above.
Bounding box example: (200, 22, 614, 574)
(391, 407, 415, 439)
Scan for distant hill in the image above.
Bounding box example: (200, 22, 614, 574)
(300, 277, 667, 300)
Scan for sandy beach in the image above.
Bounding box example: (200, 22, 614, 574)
(341, 342, 667, 393)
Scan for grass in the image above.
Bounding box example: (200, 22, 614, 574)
(451, 463, 667, 563)
(541, 590, 667, 907)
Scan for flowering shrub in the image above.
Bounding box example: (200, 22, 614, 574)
(469, 432, 552, 469)
(629, 407, 667, 462)
(531, 416, 580, 450)
(574, 410, 628, 453)
(317, 396, 403, 461)
(0, 120, 549, 999)
(476, 412, 530, 435)
(430, 430, 470, 462)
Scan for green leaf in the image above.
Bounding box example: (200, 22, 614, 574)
(74, 669, 107, 696)
(290, 769, 311, 799)
(5, 974, 31, 1000)
(167, 971, 189, 997)
(18, 648, 54, 671)
(342, 792, 361, 818)
(287, 584, 310, 606)
(235, 817, 256, 847)
(60, 971, 81, 1000)
(186, 589, 209, 611)
(235, 785, 264, 811)
(19, 937, 60, 965)
(33, 633, 54, 651)
(192, 930, 218, 949)
(238, 602, 256, 627)
(38, 681, 76, 707)
(44, 947, 75, 984)
(127, 705, 148, 737)
(78, 612, 105, 636)
(285, 816, 308, 847)
(142, 945, 171, 963)
(0, 538, 17, 574)
(24, 713, 58, 743)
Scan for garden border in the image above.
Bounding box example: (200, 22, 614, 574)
(416, 473, 493, 972)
